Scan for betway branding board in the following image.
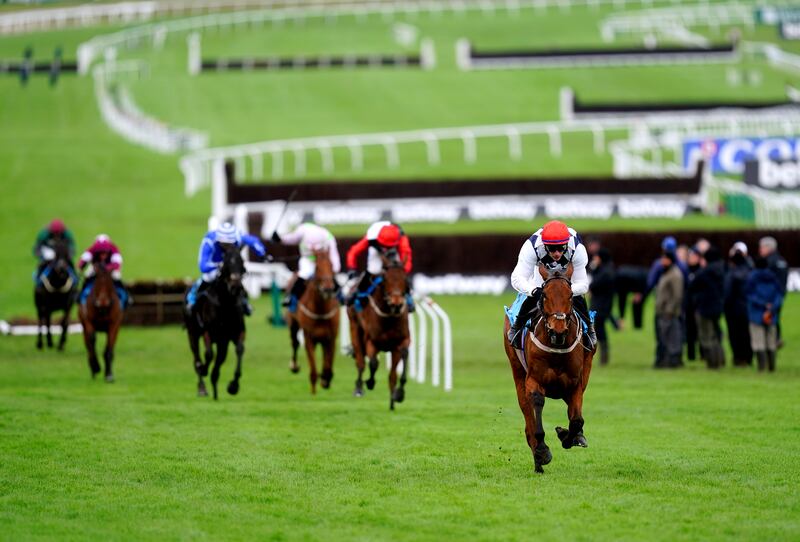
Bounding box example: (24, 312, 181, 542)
(744, 159, 800, 189)
(683, 137, 800, 175)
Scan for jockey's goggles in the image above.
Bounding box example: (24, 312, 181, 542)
(544, 243, 567, 254)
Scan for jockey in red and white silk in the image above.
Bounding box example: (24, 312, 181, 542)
(507, 220, 594, 349)
(345, 221, 413, 307)
(346, 221, 412, 275)
(79, 234, 123, 280)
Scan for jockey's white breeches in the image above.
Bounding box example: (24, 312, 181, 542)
(366, 247, 384, 275)
(202, 268, 220, 282)
(298, 257, 315, 280)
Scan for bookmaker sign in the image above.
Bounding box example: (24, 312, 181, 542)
(684, 137, 800, 174)
(744, 159, 800, 189)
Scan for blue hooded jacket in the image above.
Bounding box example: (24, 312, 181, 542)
(745, 268, 784, 325)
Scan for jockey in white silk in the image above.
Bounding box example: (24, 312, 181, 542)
(507, 220, 595, 349)
(272, 222, 342, 312)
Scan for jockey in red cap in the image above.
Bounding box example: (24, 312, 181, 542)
(506, 220, 594, 349)
(345, 221, 413, 308)
(78, 234, 131, 308)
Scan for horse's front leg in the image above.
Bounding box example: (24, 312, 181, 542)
(389, 346, 409, 410)
(201, 331, 213, 376)
(288, 319, 301, 374)
(58, 304, 71, 351)
(525, 378, 552, 473)
(36, 306, 44, 350)
(365, 341, 379, 392)
(302, 332, 319, 394)
(210, 340, 229, 401)
(320, 335, 335, 390)
(45, 310, 53, 348)
(350, 316, 366, 397)
(103, 322, 121, 383)
(83, 325, 101, 378)
(227, 332, 245, 396)
(556, 387, 587, 449)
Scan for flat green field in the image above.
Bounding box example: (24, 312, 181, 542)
(1, 294, 799, 540)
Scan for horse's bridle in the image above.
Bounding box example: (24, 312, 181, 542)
(539, 275, 576, 346)
(370, 267, 407, 318)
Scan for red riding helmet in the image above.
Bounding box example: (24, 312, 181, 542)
(48, 219, 66, 234)
(541, 220, 570, 245)
(376, 224, 401, 247)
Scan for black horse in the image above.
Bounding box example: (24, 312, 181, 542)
(184, 244, 248, 400)
(34, 238, 78, 351)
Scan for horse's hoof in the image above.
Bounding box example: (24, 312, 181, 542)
(289, 361, 300, 374)
(574, 435, 588, 448)
(105, 374, 115, 383)
(227, 381, 239, 395)
(392, 388, 405, 403)
(535, 446, 552, 466)
(320, 379, 330, 389)
(365, 378, 375, 391)
(534, 464, 545, 474)
(390, 398, 395, 411)
(36, 343, 43, 351)
(198, 388, 208, 397)
(353, 388, 364, 397)
(555, 426, 569, 441)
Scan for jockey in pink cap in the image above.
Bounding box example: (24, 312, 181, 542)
(506, 220, 594, 349)
(78, 234, 130, 308)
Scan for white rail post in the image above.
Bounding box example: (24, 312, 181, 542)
(547, 125, 562, 157)
(462, 130, 476, 164)
(506, 127, 522, 161)
(430, 301, 453, 391)
(455, 38, 472, 71)
(420, 38, 436, 70)
(422, 298, 441, 387)
(407, 311, 417, 380)
(347, 139, 364, 172)
(382, 136, 399, 169)
(319, 140, 334, 174)
(592, 124, 605, 155)
(211, 157, 228, 221)
(424, 133, 441, 165)
(271, 146, 284, 179)
(415, 297, 428, 383)
(293, 144, 306, 177)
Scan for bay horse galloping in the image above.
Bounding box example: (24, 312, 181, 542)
(184, 244, 247, 400)
(34, 238, 78, 351)
(348, 254, 410, 410)
(78, 261, 124, 382)
(287, 249, 340, 394)
(503, 263, 595, 473)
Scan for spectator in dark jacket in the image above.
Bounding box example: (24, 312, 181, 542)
(690, 246, 726, 369)
(647, 237, 689, 364)
(759, 236, 789, 347)
(724, 242, 753, 366)
(685, 245, 702, 361)
(616, 265, 648, 329)
(590, 248, 617, 366)
(746, 257, 784, 372)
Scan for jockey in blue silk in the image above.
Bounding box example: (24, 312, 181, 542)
(186, 222, 266, 315)
(506, 220, 595, 349)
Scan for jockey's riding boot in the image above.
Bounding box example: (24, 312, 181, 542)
(283, 278, 306, 312)
(507, 324, 524, 350)
(587, 320, 597, 346)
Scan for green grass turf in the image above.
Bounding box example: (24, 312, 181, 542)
(1, 294, 798, 540)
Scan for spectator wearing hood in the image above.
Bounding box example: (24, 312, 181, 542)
(684, 244, 703, 362)
(690, 246, 726, 369)
(724, 242, 754, 366)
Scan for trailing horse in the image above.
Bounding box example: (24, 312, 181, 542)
(34, 238, 78, 351)
(286, 249, 340, 394)
(503, 263, 595, 473)
(78, 261, 124, 382)
(184, 244, 247, 400)
(347, 254, 410, 410)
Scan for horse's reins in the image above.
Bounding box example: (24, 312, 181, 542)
(41, 267, 74, 294)
(368, 293, 406, 318)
